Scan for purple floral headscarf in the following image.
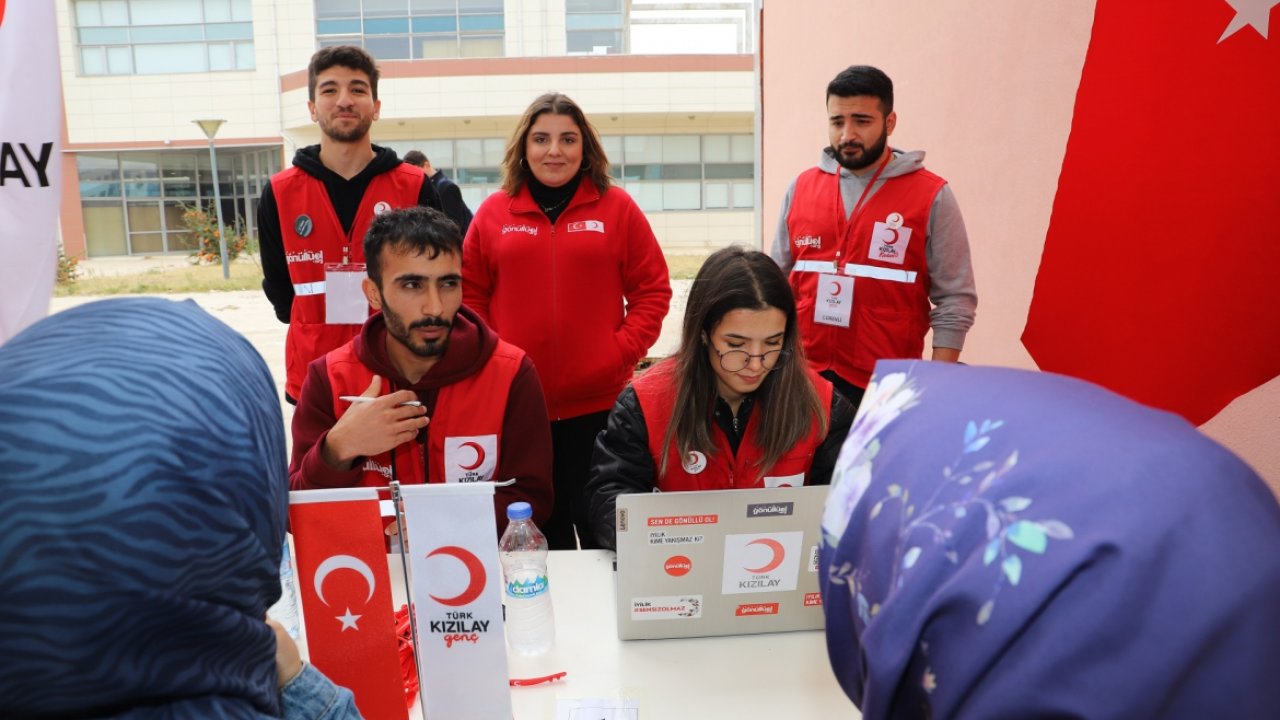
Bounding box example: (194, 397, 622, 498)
(820, 360, 1280, 719)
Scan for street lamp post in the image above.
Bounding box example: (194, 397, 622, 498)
(193, 119, 229, 279)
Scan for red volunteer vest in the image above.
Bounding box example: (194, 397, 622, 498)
(787, 163, 944, 389)
(324, 338, 523, 487)
(273, 164, 425, 398)
(633, 361, 834, 491)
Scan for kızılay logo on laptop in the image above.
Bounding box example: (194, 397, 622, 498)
(0, 1, 7, 27)
(721, 531, 805, 595)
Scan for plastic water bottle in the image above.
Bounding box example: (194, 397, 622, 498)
(267, 539, 302, 639)
(498, 502, 555, 655)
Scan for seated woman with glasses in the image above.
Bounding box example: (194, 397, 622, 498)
(585, 246, 856, 550)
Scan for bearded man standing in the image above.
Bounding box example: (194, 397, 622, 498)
(259, 46, 441, 404)
(771, 65, 977, 408)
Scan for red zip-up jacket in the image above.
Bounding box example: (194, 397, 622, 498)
(462, 179, 672, 420)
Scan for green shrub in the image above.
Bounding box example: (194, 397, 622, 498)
(57, 244, 81, 285)
(182, 204, 250, 265)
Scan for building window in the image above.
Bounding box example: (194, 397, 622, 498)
(616, 134, 754, 212)
(74, 0, 255, 76)
(76, 147, 280, 257)
(315, 0, 505, 60)
(629, 0, 755, 55)
(566, 0, 625, 55)
(383, 134, 754, 214)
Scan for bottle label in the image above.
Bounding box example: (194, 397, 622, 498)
(506, 574, 549, 599)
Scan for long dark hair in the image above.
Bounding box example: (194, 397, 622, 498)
(660, 246, 827, 477)
(500, 92, 612, 194)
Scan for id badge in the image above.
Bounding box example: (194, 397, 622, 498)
(868, 213, 912, 265)
(324, 262, 368, 324)
(813, 273, 853, 327)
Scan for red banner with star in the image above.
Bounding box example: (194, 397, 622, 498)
(290, 489, 408, 720)
(1023, 0, 1280, 425)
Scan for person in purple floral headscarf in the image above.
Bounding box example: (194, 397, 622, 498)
(820, 359, 1280, 719)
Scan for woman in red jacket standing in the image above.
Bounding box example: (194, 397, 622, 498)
(463, 92, 672, 549)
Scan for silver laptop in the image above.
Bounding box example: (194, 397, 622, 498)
(613, 485, 829, 640)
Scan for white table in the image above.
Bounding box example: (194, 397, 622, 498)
(300, 549, 857, 719)
(503, 550, 855, 719)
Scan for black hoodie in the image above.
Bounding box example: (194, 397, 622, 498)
(258, 144, 442, 323)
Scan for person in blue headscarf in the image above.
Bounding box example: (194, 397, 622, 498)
(0, 298, 362, 719)
(820, 360, 1280, 719)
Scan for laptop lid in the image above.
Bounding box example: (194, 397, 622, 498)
(614, 485, 829, 640)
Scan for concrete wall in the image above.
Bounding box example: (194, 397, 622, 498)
(760, 0, 1280, 493)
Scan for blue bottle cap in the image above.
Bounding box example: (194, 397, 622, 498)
(507, 501, 533, 520)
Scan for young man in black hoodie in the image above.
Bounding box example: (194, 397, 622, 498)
(259, 45, 442, 403)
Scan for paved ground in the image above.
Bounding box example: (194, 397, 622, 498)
(50, 263, 692, 450)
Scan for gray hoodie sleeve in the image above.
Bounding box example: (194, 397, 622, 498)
(925, 184, 977, 350)
(770, 179, 799, 273)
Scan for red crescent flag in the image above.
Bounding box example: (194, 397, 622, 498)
(290, 489, 408, 720)
(1022, 0, 1280, 425)
(400, 483, 512, 720)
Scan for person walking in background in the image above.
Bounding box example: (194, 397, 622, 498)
(403, 149, 473, 236)
(772, 65, 976, 409)
(463, 92, 672, 550)
(585, 247, 855, 551)
(0, 297, 362, 719)
(289, 207, 553, 537)
(259, 45, 441, 403)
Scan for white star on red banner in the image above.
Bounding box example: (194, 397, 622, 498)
(336, 606, 362, 631)
(1218, 0, 1279, 41)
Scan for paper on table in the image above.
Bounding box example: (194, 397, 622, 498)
(555, 697, 640, 720)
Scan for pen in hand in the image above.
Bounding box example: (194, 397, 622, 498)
(339, 395, 423, 408)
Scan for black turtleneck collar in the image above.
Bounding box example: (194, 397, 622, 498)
(713, 394, 755, 456)
(526, 172, 582, 224)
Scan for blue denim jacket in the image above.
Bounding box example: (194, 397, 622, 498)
(272, 663, 363, 720)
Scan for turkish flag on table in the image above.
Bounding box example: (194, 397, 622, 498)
(290, 489, 408, 720)
(1022, 0, 1280, 425)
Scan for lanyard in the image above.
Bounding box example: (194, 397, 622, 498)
(835, 149, 892, 241)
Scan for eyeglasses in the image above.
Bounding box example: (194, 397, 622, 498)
(712, 346, 788, 372)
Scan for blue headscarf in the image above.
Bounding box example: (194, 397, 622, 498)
(0, 298, 289, 718)
(821, 360, 1280, 719)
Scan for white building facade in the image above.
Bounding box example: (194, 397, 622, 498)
(56, 0, 757, 258)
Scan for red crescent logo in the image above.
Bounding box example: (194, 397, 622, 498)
(882, 227, 900, 245)
(745, 538, 786, 574)
(427, 545, 486, 607)
(0, 1, 6, 27)
(828, 281, 841, 296)
(458, 441, 486, 471)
